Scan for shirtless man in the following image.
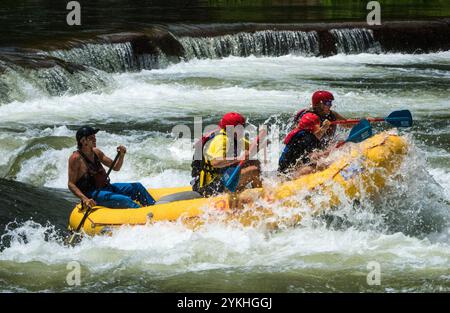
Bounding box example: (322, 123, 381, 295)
(68, 126, 155, 208)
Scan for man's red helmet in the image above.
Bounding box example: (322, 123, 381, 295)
(312, 90, 334, 106)
(219, 112, 246, 129)
(298, 113, 321, 133)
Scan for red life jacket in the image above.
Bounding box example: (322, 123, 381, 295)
(284, 128, 304, 145)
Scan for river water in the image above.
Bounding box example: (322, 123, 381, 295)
(0, 3, 450, 293)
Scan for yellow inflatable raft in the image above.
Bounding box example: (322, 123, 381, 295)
(68, 131, 408, 236)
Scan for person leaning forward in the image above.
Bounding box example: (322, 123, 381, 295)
(293, 90, 349, 146)
(195, 112, 262, 197)
(67, 126, 155, 209)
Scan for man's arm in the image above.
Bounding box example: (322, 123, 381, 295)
(95, 146, 125, 171)
(210, 158, 240, 168)
(211, 129, 267, 168)
(333, 111, 353, 129)
(333, 111, 346, 120)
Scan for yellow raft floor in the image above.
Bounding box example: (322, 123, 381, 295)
(68, 131, 408, 235)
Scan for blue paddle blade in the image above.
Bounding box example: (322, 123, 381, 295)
(221, 166, 235, 186)
(347, 119, 373, 143)
(222, 165, 241, 192)
(385, 110, 413, 127)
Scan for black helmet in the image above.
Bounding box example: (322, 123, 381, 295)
(76, 126, 99, 143)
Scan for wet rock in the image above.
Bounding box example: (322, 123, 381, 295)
(316, 30, 337, 57)
(0, 48, 86, 73)
(97, 27, 185, 61)
(371, 19, 450, 53)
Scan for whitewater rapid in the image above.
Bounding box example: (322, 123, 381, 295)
(0, 51, 449, 292)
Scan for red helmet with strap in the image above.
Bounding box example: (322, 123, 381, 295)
(219, 112, 246, 129)
(298, 113, 321, 133)
(284, 113, 320, 144)
(312, 90, 334, 106)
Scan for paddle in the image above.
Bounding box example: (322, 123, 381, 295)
(222, 129, 267, 193)
(331, 110, 413, 128)
(66, 151, 121, 245)
(336, 119, 373, 148)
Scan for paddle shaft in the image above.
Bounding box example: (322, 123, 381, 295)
(331, 110, 412, 126)
(71, 151, 121, 235)
(235, 130, 267, 168)
(331, 118, 385, 125)
(335, 140, 348, 149)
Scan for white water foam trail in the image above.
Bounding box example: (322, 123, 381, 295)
(429, 168, 450, 201)
(1, 219, 449, 274)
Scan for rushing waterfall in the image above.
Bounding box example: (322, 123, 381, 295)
(330, 28, 382, 54)
(47, 43, 170, 73)
(0, 41, 172, 104)
(0, 26, 437, 105)
(0, 59, 111, 104)
(179, 30, 320, 59)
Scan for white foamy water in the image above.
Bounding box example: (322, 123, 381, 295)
(1, 217, 449, 271)
(0, 51, 449, 292)
(429, 168, 450, 201)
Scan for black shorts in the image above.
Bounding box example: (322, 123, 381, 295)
(198, 177, 226, 197)
(197, 161, 261, 198)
